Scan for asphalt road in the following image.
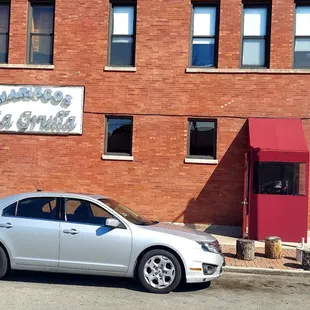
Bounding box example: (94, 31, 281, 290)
(0, 271, 309, 310)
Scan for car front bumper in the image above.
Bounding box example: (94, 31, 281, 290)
(185, 251, 225, 284)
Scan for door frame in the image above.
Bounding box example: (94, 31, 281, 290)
(242, 151, 250, 238)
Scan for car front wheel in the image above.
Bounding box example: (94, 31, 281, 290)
(138, 249, 182, 294)
(0, 246, 10, 279)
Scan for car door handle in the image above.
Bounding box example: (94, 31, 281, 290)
(63, 229, 79, 235)
(0, 223, 14, 229)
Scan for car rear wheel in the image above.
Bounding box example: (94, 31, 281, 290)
(0, 246, 10, 279)
(138, 249, 182, 294)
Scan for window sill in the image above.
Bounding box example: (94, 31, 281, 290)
(0, 64, 54, 70)
(101, 154, 134, 161)
(104, 66, 136, 72)
(184, 158, 218, 165)
(185, 68, 310, 74)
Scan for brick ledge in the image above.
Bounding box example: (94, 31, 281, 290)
(101, 154, 134, 161)
(0, 64, 54, 70)
(104, 66, 136, 72)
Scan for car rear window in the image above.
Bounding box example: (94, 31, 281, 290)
(2, 202, 17, 217)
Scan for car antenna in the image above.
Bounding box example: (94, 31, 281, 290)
(33, 183, 42, 192)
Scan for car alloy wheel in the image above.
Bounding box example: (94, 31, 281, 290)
(144, 255, 175, 289)
(138, 249, 182, 294)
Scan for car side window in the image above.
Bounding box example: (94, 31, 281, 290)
(2, 202, 17, 217)
(65, 199, 113, 225)
(16, 197, 59, 221)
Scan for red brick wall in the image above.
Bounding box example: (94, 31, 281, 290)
(1, 0, 310, 228)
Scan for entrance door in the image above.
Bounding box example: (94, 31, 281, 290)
(59, 198, 132, 273)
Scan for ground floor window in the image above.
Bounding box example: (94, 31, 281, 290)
(105, 116, 133, 156)
(188, 119, 217, 159)
(253, 162, 306, 195)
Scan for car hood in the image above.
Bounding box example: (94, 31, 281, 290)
(143, 222, 217, 242)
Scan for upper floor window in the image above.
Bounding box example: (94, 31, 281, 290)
(0, 2, 10, 63)
(27, 1, 55, 64)
(294, 5, 310, 68)
(188, 119, 217, 159)
(105, 116, 133, 156)
(109, 4, 136, 67)
(241, 5, 270, 67)
(190, 4, 219, 67)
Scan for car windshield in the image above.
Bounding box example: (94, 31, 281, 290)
(99, 198, 157, 226)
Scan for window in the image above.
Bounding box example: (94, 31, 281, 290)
(105, 116, 133, 156)
(188, 119, 217, 159)
(0, 2, 10, 63)
(109, 4, 136, 66)
(65, 199, 113, 225)
(2, 202, 16, 217)
(190, 5, 219, 67)
(28, 1, 55, 64)
(16, 197, 59, 220)
(241, 5, 270, 67)
(294, 5, 310, 68)
(253, 162, 306, 196)
(100, 198, 155, 225)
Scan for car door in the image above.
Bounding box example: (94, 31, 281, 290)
(59, 197, 132, 273)
(0, 196, 60, 267)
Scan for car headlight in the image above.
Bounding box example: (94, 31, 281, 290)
(197, 240, 222, 254)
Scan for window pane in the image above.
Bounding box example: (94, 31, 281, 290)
(42, 199, 57, 213)
(65, 199, 112, 225)
(113, 6, 134, 35)
(243, 7, 267, 36)
(0, 4, 9, 33)
(111, 36, 134, 66)
(0, 34, 8, 63)
(16, 198, 58, 220)
(192, 38, 215, 67)
(193, 7, 216, 36)
(299, 163, 306, 195)
(296, 6, 310, 36)
(253, 162, 306, 196)
(106, 118, 133, 155)
(32, 5, 54, 34)
(294, 38, 310, 67)
(189, 120, 216, 158)
(242, 39, 265, 66)
(30, 34, 53, 64)
(2, 203, 16, 217)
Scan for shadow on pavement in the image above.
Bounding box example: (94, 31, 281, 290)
(283, 263, 302, 269)
(5, 271, 145, 292)
(4, 271, 212, 293)
(222, 252, 235, 259)
(254, 253, 266, 258)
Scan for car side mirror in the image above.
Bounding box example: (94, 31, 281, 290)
(105, 218, 120, 228)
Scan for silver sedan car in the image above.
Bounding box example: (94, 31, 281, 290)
(0, 192, 224, 293)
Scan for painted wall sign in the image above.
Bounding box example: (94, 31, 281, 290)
(0, 85, 84, 134)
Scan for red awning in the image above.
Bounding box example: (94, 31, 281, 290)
(248, 118, 309, 162)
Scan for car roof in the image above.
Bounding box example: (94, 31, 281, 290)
(0, 192, 108, 210)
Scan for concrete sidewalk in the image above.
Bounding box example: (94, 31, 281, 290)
(173, 223, 310, 275)
(213, 232, 310, 275)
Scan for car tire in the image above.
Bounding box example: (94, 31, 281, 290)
(138, 249, 182, 294)
(0, 246, 10, 279)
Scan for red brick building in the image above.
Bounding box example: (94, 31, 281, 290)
(1, 0, 310, 239)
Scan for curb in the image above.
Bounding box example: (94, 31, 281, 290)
(223, 266, 310, 277)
